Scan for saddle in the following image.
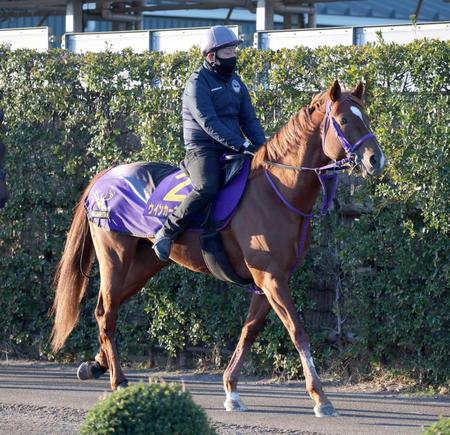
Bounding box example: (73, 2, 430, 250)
(179, 153, 246, 187)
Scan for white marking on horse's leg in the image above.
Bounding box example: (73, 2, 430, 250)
(224, 391, 248, 412)
(304, 351, 319, 378)
(226, 391, 240, 401)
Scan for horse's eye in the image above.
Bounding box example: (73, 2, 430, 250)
(341, 117, 348, 125)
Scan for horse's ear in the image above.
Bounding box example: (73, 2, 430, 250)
(352, 82, 365, 100)
(328, 80, 341, 102)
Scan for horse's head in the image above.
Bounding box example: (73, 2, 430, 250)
(321, 80, 385, 177)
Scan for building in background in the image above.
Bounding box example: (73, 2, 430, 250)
(0, 1, 449, 47)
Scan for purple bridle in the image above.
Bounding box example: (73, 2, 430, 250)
(321, 100, 375, 170)
(261, 97, 378, 276)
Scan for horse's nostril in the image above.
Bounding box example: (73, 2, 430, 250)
(369, 154, 378, 167)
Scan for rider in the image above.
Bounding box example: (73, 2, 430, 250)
(152, 25, 266, 262)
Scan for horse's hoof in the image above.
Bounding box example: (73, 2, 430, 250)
(77, 362, 106, 381)
(77, 362, 92, 381)
(224, 398, 248, 412)
(314, 403, 339, 418)
(116, 380, 129, 390)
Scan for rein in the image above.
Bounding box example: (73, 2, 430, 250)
(257, 98, 377, 272)
(260, 98, 376, 214)
(261, 99, 375, 175)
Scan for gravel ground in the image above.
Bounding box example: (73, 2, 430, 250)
(0, 402, 325, 435)
(0, 403, 85, 435)
(2, 362, 448, 435)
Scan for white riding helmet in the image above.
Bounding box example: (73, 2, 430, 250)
(200, 25, 243, 57)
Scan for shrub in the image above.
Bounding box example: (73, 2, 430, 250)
(423, 417, 450, 435)
(80, 382, 215, 435)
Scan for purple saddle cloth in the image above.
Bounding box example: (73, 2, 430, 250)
(85, 159, 250, 237)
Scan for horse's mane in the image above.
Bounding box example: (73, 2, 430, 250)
(251, 90, 362, 173)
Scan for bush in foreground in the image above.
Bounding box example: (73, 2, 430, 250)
(424, 417, 450, 435)
(80, 382, 216, 435)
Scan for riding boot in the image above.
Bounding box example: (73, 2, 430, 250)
(152, 190, 214, 262)
(152, 147, 222, 262)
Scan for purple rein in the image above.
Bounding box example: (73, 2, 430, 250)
(263, 98, 377, 273)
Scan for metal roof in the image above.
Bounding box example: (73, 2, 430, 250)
(141, 0, 450, 22)
(315, 0, 450, 22)
(0, 1, 448, 36)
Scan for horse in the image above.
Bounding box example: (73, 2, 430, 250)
(0, 108, 9, 208)
(51, 80, 385, 417)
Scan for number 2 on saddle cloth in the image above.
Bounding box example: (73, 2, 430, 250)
(84, 156, 251, 239)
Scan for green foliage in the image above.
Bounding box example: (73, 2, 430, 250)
(80, 382, 215, 435)
(0, 40, 448, 384)
(423, 417, 450, 435)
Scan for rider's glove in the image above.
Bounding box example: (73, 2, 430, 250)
(241, 140, 257, 154)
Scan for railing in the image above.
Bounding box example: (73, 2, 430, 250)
(62, 25, 239, 54)
(256, 21, 450, 49)
(353, 22, 450, 45)
(1, 22, 449, 53)
(0, 27, 49, 51)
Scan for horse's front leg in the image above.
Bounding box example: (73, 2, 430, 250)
(253, 269, 338, 417)
(223, 293, 271, 411)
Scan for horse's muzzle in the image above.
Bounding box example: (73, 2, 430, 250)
(361, 149, 386, 177)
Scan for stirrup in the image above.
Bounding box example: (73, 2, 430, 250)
(153, 236, 172, 262)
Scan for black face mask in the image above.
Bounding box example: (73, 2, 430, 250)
(213, 55, 237, 75)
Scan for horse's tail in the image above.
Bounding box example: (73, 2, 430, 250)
(50, 169, 110, 353)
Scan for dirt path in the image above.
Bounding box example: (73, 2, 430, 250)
(0, 361, 448, 434)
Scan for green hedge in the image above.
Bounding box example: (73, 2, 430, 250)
(0, 40, 448, 384)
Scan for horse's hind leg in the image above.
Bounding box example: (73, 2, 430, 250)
(80, 239, 166, 385)
(223, 293, 271, 411)
(89, 227, 139, 390)
(76, 288, 111, 381)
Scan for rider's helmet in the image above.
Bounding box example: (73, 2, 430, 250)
(200, 26, 243, 57)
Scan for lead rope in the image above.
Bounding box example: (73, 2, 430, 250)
(264, 169, 315, 274)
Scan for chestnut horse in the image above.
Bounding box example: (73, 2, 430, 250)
(51, 81, 384, 417)
(0, 108, 9, 208)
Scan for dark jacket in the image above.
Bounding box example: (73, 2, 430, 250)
(182, 61, 265, 152)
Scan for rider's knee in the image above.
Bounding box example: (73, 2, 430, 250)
(195, 184, 219, 201)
